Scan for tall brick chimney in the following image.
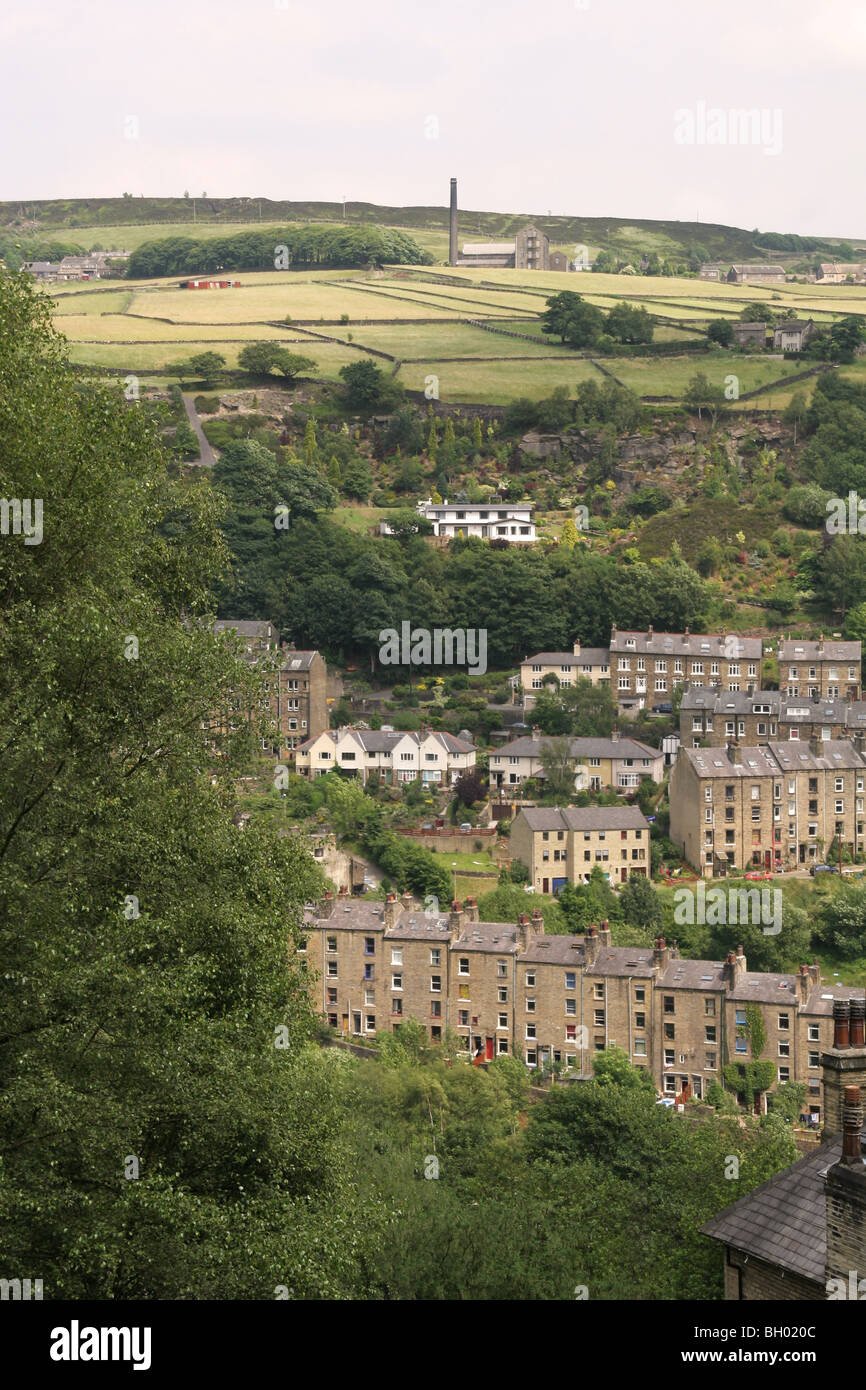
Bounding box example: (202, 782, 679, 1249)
(822, 998, 866, 1138)
(584, 923, 599, 966)
(383, 892, 399, 930)
(448, 177, 458, 266)
(653, 936, 670, 973)
(598, 918, 611, 947)
(464, 896, 479, 924)
(824, 1085, 866, 1295)
(401, 889, 414, 914)
(531, 907, 545, 936)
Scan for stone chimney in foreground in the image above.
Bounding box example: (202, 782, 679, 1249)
(584, 924, 599, 966)
(401, 889, 414, 914)
(598, 919, 611, 948)
(822, 999, 866, 1138)
(797, 963, 811, 1006)
(824, 1085, 866, 1297)
(383, 892, 399, 930)
(464, 896, 479, 924)
(320, 891, 335, 919)
(653, 936, 670, 974)
(734, 943, 747, 976)
(449, 900, 464, 938)
(531, 907, 545, 937)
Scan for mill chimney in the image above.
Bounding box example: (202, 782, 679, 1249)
(449, 177, 458, 266)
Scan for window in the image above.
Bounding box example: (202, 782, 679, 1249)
(778, 1041, 790, 1058)
(430, 948, 441, 966)
(594, 983, 604, 1000)
(430, 975, 441, 993)
(363, 963, 374, 981)
(778, 1013, 789, 1031)
(458, 957, 470, 975)
(496, 961, 508, 979)
(391, 948, 402, 965)
(458, 984, 469, 1000)
(635, 1011, 646, 1028)
(366, 1015, 375, 1032)
(458, 1010, 469, 1027)
(327, 960, 338, 977)
(364, 937, 375, 956)
(565, 997, 576, 1016)
(565, 972, 576, 990)
(526, 998, 536, 1013)
(735, 1037, 747, 1053)
(392, 998, 403, 1017)
(498, 987, 508, 1003)
(705, 1026, 716, 1043)
(327, 987, 337, 1004)
(664, 995, 675, 1014)
(391, 974, 403, 991)
(635, 987, 645, 1003)
(594, 1009, 605, 1027)
(326, 936, 337, 953)
(525, 971, 536, 987)
(633, 1039, 647, 1057)
(431, 1001, 441, 1018)
(664, 1023, 675, 1040)
(808, 1024, 820, 1042)
(526, 1023, 536, 1040)
(705, 998, 715, 1016)
(735, 1009, 746, 1026)
(705, 1053, 716, 1070)
(664, 1049, 675, 1067)
(808, 1050, 819, 1068)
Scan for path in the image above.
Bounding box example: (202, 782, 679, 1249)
(182, 392, 216, 468)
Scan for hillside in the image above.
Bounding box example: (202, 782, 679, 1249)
(3, 194, 864, 267)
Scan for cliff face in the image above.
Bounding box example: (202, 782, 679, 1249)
(520, 418, 790, 492)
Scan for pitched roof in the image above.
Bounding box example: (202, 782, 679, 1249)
(517, 805, 649, 831)
(701, 1139, 844, 1285)
(522, 650, 610, 665)
(610, 629, 763, 659)
(778, 638, 861, 661)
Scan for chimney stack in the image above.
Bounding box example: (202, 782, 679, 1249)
(824, 1083, 866, 1295)
(584, 923, 599, 966)
(823, 997, 866, 1138)
(808, 956, 821, 989)
(464, 896, 479, 924)
(728, 741, 741, 765)
(653, 936, 670, 973)
(735, 943, 747, 975)
(572, 639, 581, 656)
(401, 889, 414, 914)
(532, 907, 545, 936)
(723, 950, 738, 991)
(598, 918, 611, 947)
(449, 899, 464, 937)
(321, 891, 335, 919)
(841, 1086, 864, 1164)
(448, 177, 458, 266)
(797, 963, 810, 1006)
(383, 892, 399, 930)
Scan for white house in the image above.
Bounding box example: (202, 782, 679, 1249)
(295, 727, 476, 785)
(413, 498, 536, 544)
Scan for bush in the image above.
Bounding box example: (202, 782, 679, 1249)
(193, 394, 220, 414)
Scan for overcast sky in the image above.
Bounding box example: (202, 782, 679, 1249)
(3, 0, 865, 237)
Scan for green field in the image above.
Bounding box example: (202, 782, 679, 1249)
(49, 258, 866, 403)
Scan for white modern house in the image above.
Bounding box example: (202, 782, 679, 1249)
(414, 498, 536, 544)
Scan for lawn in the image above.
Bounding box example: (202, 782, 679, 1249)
(125, 281, 463, 324)
(327, 321, 575, 359)
(395, 356, 603, 403)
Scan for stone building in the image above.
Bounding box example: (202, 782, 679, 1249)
(456, 225, 550, 271)
(731, 321, 768, 348)
(773, 319, 816, 352)
(510, 804, 650, 892)
(302, 894, 863, 1119)
(725, 264, 785, 284)
(549, 251, 571, 272)
(702, 1002, 866, 1299)
(610, 627, 763, 713)
(680, 688, 866, 748)
(670, 739, 866, 875)
(519, 639, 611, 712)
(489, 732, 662, 793)
(212, 619, 328, 759)
(777, 637, 861, 700)
(295, 726, 476, 786)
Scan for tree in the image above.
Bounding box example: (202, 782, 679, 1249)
(0, 269, 363, 1298)
(541, 291, 605, 349)
(620, 875, 662, 932)
(454, 770, 484, 807)
(605, 302, 654, 344)
(182, 350, 226, 385)
(533, 678, 616, 737)
(707, 319, 734, 347)
(238, 342, 315, 382)
(339, 360, 392, 412)
(684, 371, 726, 424)
(539, 736, 576, 801)
(303, 416, 318, 465)
(830, 315, 866, 362)
(341, 458, 374, 501)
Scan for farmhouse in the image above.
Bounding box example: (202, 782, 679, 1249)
(725, 264, 785, 284)
(731, 321, 768, 348)
(772, 318, 815, 352)
(817, 262, 865, 284)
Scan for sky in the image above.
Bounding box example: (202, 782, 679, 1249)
(2, 0, 865, 238)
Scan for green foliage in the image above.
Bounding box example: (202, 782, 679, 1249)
(476, 883, 567, 932)
(339, 359, 403, 414)
(127, 224, 433, 277)
(541, 291, 605, 348)
(237, 341, 315, 381)
(620, 874, 662, 932)
(707, 318, 734, 347)
(605, 302, 654, 344)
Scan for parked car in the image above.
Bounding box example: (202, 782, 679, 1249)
(744, 870, 773, 880)
(810, 863, 840, 876)
(459, 822, 472, 832)
(651, 702, 673, 714)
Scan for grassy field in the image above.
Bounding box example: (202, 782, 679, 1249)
(49, 260, 866, 402)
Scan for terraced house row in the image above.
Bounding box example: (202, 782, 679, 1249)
(301, 890, 863, 1122)
(518, 629, 862, 715)
(671, 738, 866, 875)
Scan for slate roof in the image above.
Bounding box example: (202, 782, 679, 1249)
(659, 958, 727, 991)
(521, 934, 586, 965)
(522, 650, 610, 665)
(778, 639, 861, 662)
(701, 1139, 845, 1285)
(586, 946, 656, 978)
(214, 619, 278, 641)
(492, 736, 659, 760)
(517, 806, 649, 832)
(610, 629, 763, 659)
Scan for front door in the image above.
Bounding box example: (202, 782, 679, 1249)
(485, 1038, 494, 1061)
(542, 877, 549, 894)
(341, 1014, 349, 1034)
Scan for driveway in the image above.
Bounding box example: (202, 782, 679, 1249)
(182, 393, 216, 468)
